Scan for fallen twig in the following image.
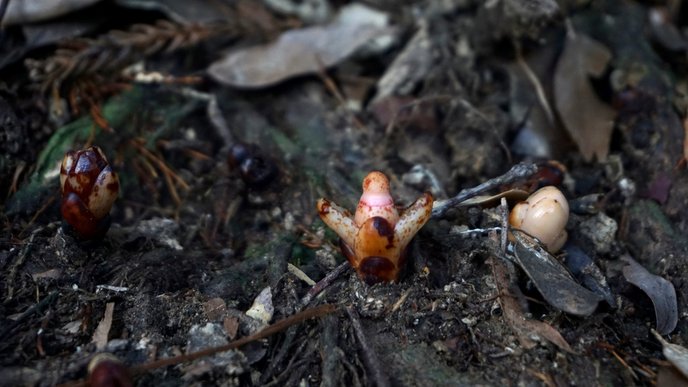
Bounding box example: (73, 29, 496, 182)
(260, 263, 349, 384)
(300, 261, 350, 309)
(4, 227, 44, 301)
(0, 291, 59, 340)
(432, 162, 539, 218)
(133, 304, 336, 374)
(58, 304, 337, 387)
(500, 197, 509, 253)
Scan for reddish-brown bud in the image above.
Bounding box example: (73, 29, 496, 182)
(60, 146, 119, 239)
(87, 353, 132, 387)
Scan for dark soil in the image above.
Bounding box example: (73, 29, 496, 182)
(1, 0, 687, 386)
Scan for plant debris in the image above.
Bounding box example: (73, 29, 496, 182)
(91, 302, 114, 351)
(553, 27, 616, 162)
(490, 255, 573, 353)
(208, 3, 395, 88)
(26, 20, 219, 93)
(510, 230, 600, 316)
(1, 1, 687, 386)
(652, 329, 688, 380)
(621, 255, 678, 335)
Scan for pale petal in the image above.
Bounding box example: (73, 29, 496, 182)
(317, 198, 357, 249)
(394, 193, 433, 249)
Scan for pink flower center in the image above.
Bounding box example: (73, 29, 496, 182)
(360, 192, 393, 207)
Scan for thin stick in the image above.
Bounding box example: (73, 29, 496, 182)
(20, 196, 55, 238)
(346, 306, 390, 387)
(5, 227, 44, 301)
(456, 98, 513, 164)
(514, 42, 555, 126)
(0, 291, 59, 339)
(315, 58, 368, 132)
(500, 197, 509, 253)
(384, 95, 452, 136)
(432, 162, 538, 218)
(57, 304, 337, 387)
(7, 161, 26, 198)
(300, 261, 349, 309)
(206, 95, 235, 147)
(131, 304, 336, 374)
(131, 139, 189, 190)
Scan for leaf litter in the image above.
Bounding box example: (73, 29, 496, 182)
(652, 329, 688, 380)
(553, 25, 617, 162)
(622, 254, 678, 335)
(510, 230, 600, 317)
(2, 1, 688, 386)
(490, 255, 574, 353)
(209, 3, 396, 88)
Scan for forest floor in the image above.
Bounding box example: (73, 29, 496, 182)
(1, 0, 688, 386)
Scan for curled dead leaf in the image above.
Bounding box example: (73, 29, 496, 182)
(208, 4, 395, 88)
(491, 256, 574, 353)
(621, 255, 678, 334)
(554, 29, 616, 161)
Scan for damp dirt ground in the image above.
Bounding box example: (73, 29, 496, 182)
(1, 1, 688, 386)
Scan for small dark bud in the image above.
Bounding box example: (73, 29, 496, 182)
(87, 353, 132, 387)
(228, 143, 278, 189)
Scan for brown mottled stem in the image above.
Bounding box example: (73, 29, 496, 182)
(431, 162, 539, 218)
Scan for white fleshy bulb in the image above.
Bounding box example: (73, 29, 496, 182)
(510, 186, 569, 253)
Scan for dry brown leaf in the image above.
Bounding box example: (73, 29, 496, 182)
(31, 269, 62, 280)
(371, 24, 433, 104)
(208, 4, 394, 89)
(657, 366, 688, 387)
(554, 30, 616, 162)
(223, 317, 239, 340)
(92, 302, 114, 351)
(491, 257, 574, 353)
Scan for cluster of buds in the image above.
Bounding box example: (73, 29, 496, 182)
(316, 170, 571, 284)
(57, 145, 568, 277)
